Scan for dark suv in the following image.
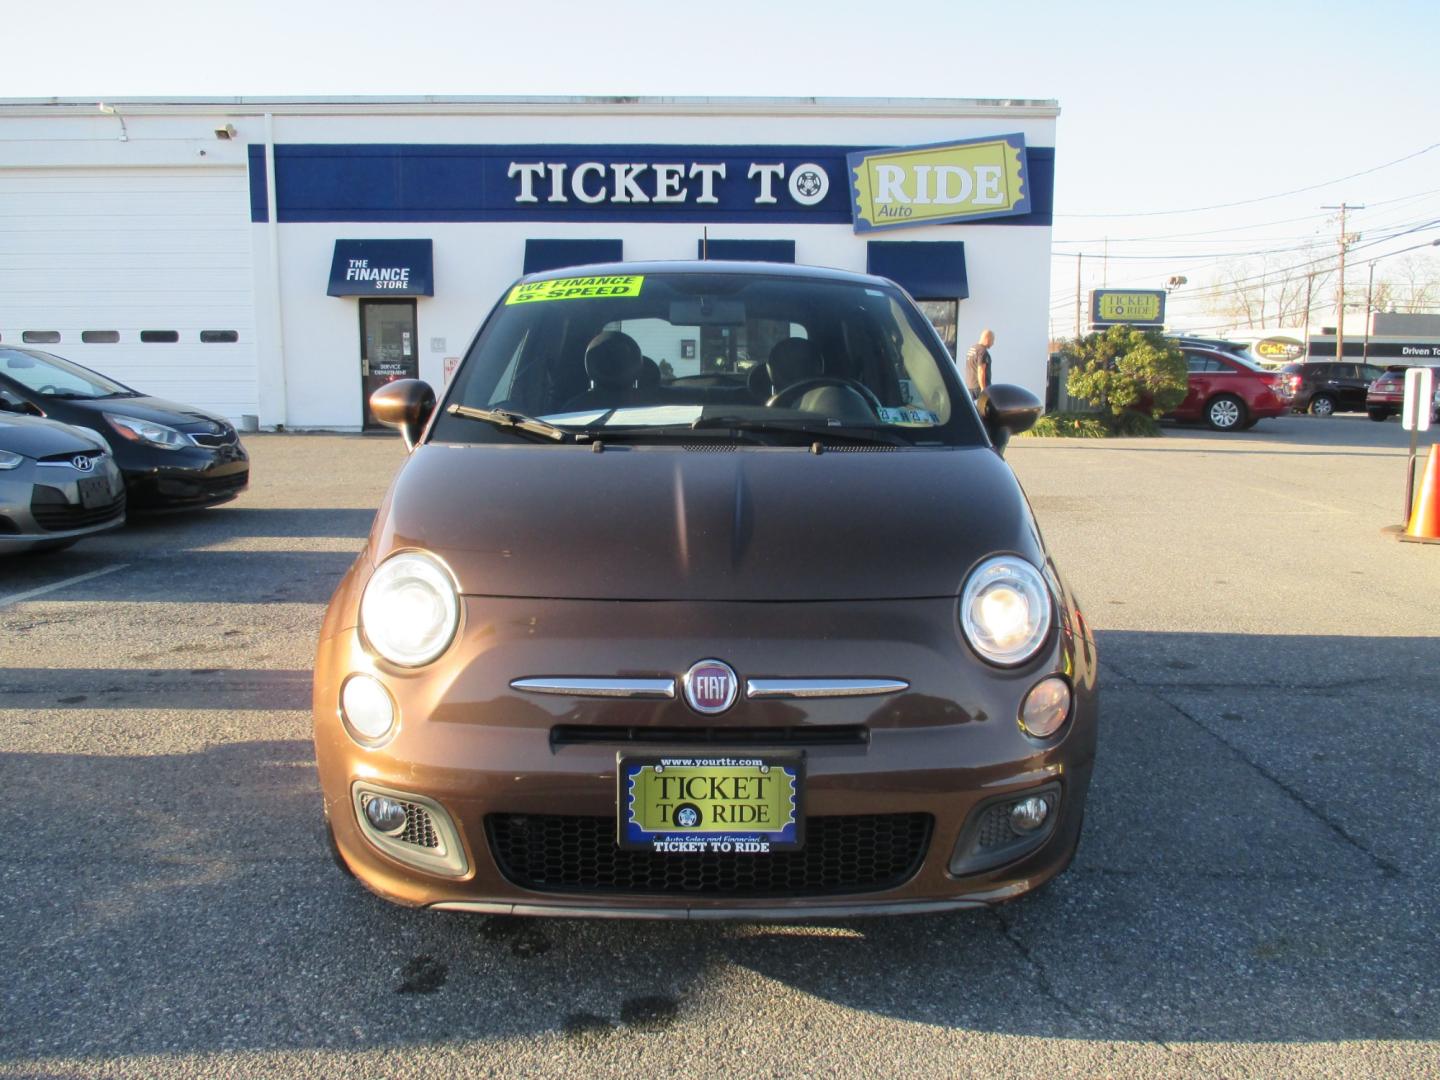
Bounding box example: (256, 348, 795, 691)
(1280, 361, 1385, 417)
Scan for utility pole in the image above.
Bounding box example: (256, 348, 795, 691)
(1364, 260, 1375, 366)
(1302, 272, 1315, 358)
(1075, 253, 1083, 340)
(1322, 202, 1364, 362)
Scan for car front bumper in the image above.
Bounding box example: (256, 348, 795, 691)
(115, 439, 249, 510)
(313, 591, 1098, 917)
(0, 458, 126, 552)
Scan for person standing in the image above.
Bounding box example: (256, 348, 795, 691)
(965, 329, 994, 397)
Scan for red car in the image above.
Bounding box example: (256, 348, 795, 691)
(1166, 343, 1290, 431)
(1367, 365, 1440, 422)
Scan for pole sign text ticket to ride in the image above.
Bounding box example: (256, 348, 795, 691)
(1090, 289, 1167, 328)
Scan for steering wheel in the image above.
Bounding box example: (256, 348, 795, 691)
(37, 384, 59, 395)
(767, 376, 884, 413)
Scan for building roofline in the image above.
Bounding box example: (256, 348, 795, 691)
(0, 94, 1060, 119)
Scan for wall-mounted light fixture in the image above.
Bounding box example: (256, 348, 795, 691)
(214, 124, 237, 140)
(97, 102, 129, 142)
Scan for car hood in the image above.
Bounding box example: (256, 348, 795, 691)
(371, 442, 1043, 601)
(56, 395, 228, 431)
(0, 413, 109, 457)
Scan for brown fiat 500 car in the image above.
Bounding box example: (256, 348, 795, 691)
(314, 261, 1098, 918)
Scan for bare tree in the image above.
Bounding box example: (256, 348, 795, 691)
(1205, 248, 1335, 330)
(1383, 255, 1440, 313)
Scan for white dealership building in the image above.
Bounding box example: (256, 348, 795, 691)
(0, 96, 1058, 430)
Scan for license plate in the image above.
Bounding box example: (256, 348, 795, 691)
(78, 475, 111, 509)
(617, 752, 804, 853)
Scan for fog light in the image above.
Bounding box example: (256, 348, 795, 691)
(1020, 676, 1071, 738)
(364, 795, 407, 835)
(340, 674, 396, 745)
(1010, 796, 1050, 833)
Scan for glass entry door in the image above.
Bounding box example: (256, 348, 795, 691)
(360, 299, 418, 430)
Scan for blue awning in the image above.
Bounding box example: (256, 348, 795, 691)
(523, 238, 624, 274)
(696, 239, 796, 263)
(327, 239, 433, 296)
(866, 241, 969, 300)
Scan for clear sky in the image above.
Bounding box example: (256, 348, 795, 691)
(5, 0, 1438, 338)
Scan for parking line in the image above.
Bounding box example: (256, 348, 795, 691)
(0, 564, 130, 610)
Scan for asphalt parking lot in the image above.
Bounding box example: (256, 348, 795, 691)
(2, 414, 1438, 1078)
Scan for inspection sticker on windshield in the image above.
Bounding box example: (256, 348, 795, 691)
(877, 406, 940, 426)
(506, 275, 644, 305)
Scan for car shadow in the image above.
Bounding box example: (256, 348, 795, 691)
(2, 630, 1437, 1064)
(122, 506, 379, 540)
(1155, 413, 1435, 454)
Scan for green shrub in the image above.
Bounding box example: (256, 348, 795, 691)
(1022, 412, 1111, 438)
(1020, 410, 1163, 438)
(1060, 325, 1188, 417)
(1109, 410, 1163, 437)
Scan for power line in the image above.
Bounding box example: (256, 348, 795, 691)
(1055, 142, 1440, 219)
(1163, 221, 1439, 303)
(1050, 185, 1440, 245)
(1049, 214, 1440, 265)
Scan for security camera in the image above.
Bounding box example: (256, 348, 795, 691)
(214, 124, 237, 140)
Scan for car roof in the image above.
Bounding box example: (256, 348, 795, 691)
(516, 259, 900, 289)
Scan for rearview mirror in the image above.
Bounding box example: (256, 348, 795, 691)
(977, 384, 1043, 456)
(369, 379, 436, 451)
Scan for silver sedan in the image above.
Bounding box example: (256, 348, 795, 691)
(0, 411, 126, 554)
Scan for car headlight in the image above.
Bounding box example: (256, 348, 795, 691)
(960, 556, 1053, 666)
(104, 413, 194, 450)
(0, 449, 25, 470)
(359, 551, 460, 667)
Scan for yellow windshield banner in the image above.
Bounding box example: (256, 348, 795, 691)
(847, 134, 1031, 233)
(506, 275, 644, 304)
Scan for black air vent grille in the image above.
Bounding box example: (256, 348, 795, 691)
(487, 812, 931, 897)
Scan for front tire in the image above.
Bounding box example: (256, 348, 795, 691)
(1206, 395, 1246, 431)
(1309, 394, 1336, 417)
(1368, 408, 1391, 422)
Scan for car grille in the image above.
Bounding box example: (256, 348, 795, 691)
(153, 469, 248, 502)
(550, 724, 868, 748)
(187, 428, 238, 448)
(29, 486, 125, 531)
(37, 449, 104, 465)
(487, 812, 931, 897)
(180, 418, 239, 447)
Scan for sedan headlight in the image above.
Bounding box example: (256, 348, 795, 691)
(960, 556, 1053, 666)
(359, 551, 460, 667)
(0, 450, 25, 470)
(104, 413, 194, 450)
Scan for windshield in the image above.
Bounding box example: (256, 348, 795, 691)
(0, 348, 133, 399)
(429, 270, 983, 447)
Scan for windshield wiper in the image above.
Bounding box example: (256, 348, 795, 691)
(446, 403, 577, 443)
(688, 416, 908, 446)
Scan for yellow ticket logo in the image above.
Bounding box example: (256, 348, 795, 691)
(506, 275, 644, 304)
(627, 763, 797, 833)
(848, 135, 1030, 232)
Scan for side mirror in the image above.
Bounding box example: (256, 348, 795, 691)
(369, 379, 436, 451)
(978, 383, 1043, 456)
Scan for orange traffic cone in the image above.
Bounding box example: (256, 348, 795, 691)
(1406, 444, 1440, 539)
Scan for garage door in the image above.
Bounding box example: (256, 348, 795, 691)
(0, 166, 257, 421)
